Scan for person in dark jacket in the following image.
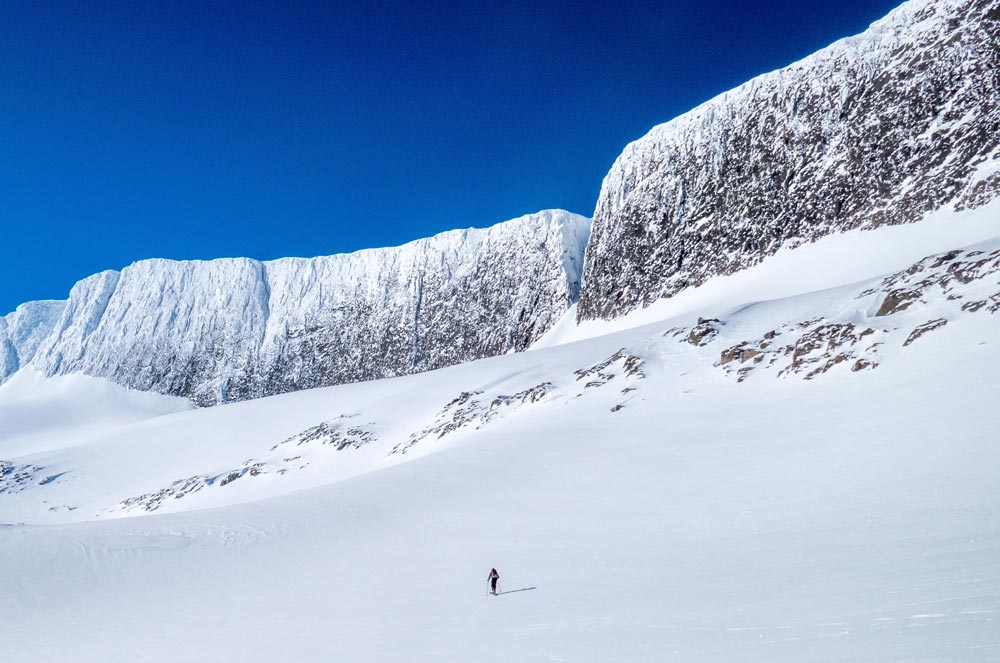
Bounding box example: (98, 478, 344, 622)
(488, 568, 499, 595)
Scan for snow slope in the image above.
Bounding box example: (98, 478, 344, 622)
(1, 202, 998, 661)
(0, 369, 192, 458)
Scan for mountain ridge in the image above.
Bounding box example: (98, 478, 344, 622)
(2, 209, 590, 405)
(578, 0, 1000, 320)
(4, 0, 1000, 404)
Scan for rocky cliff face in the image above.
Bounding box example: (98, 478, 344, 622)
(578, 0, 1000, 320)
(2, 210, 590, 405)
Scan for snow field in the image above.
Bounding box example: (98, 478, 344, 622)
(2, 331, 998, 662)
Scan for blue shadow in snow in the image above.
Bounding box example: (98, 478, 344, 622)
(496, 587, 537, 596)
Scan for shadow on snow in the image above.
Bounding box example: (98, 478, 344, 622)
(494, 587, 537, 596)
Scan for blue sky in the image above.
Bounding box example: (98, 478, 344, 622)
(1, 0, 900, 314)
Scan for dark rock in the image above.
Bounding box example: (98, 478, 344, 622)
(903, 318, 948, 346)
(720, 343, 747, 365)
(875, 290, 921, 316)
(686, 319, 723, 346)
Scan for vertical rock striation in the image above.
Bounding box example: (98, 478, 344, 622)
(579, 0, 1000, 320)
(4, 210, 590, 405)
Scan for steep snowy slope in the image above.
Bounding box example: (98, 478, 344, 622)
(1, 203, 998, 662)
(579, 0, 1000, 320)
(0, 300, 64, 377)
(3, 210, 589, 405)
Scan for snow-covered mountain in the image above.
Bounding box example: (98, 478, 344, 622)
(1, 210, 590, 405)
(3, 0, 1000, 656)
(5, 1, 998, 406)
(578, 0, 1000, 320)
(5, 197, 998, 523)
(2, 200, 998, 662)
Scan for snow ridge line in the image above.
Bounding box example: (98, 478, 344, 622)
(1, 211, 592, 404)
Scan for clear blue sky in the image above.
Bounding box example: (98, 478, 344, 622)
(1, 0, 900, 314)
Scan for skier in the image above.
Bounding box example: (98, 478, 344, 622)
(487, 568, 500, 595)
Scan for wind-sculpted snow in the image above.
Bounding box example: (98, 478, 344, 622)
(579, 0, 1000, 320)
(4, 210, 590, 405)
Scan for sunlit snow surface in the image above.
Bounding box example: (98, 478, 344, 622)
(2, 202, 999, 661)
